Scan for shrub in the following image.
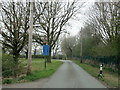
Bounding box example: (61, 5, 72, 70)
(2, 54, 15, 77)
(3, 79, 12, 84)
(2, 53, 26, 78)
(32, 55, 44, 58)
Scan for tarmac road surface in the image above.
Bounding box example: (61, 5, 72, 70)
(43, 60, 106, 88)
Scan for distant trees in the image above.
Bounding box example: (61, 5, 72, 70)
(78, 25, 101, 56)
(61, 25, 100, 58)
(61, 2, 120, 59)
(61, 36, 77, 58)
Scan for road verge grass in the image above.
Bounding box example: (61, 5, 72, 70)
(72, 60, 118, 88)
(3, 59, 63, 84)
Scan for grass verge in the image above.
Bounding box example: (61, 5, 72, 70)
(72, 60, 118, 88)
(3, 58, 63, 84)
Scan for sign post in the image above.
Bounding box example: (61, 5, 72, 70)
(43, 44, 50, 70)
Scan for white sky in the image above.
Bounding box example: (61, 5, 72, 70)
(0, 0, 96, 2)
(66, 0, 95, 36)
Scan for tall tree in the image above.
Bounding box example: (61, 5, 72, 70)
(34, 1, 83, 62)
(87, 2, 120, 56)
(0, 1, 30, 76)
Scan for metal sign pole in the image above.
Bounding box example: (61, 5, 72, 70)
(43, 42, 50, 70)
(44, 56, 47, 70)
(80, 27, 83, 63)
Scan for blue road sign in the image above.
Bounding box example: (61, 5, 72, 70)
(43, 45, 50, 56)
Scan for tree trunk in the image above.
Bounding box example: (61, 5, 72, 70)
(2, 47, 6, 53)
(47, 54, 51, 63)
(80, 59, 83, 63)
(47, 47, 51, 63)
(13, 53, 19, 65)
(71, 50, 73, 59)
(25, 49, 28, 59)
(80, 56, 83, 63)
(34, 48, 37, 58)
(13, 53, 19, 77)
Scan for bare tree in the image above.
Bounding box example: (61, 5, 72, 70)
(87, 2, 120, 56)
(87, 2, 120, 44)
(61, 36, 77, 59)
(34, 1, 83, 62)
(0, 2, 30, 76)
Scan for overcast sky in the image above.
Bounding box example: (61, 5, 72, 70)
(66, 0, 95, 36)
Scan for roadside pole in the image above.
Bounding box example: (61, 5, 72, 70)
(27, 0, 33, 75)
(98, 64, 104, 78)
(80, 27, 82, 63)
(43, 43, 50, 70)
(44, 56, 47, 70)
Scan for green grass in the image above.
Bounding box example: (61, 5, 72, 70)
(3, 58, 63, 84)
(22, 59, 63, 82)
(72, 60, 118, 88)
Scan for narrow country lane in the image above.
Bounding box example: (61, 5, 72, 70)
(43, 60, 106, 88)
(3, 60, 106, 88)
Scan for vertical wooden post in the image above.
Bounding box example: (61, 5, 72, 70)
(44, 56, 47, 70)
(27, 0, 33, 75)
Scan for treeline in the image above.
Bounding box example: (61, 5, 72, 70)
(61, 2, 120, 71)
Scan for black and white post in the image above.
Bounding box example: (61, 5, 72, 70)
(98, 64, 103, 77)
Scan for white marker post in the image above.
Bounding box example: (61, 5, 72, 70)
(98, 64, 103, 78)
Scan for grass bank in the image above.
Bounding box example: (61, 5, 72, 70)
(72, 60, 118, 88)
(3, 58, 63, 84)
